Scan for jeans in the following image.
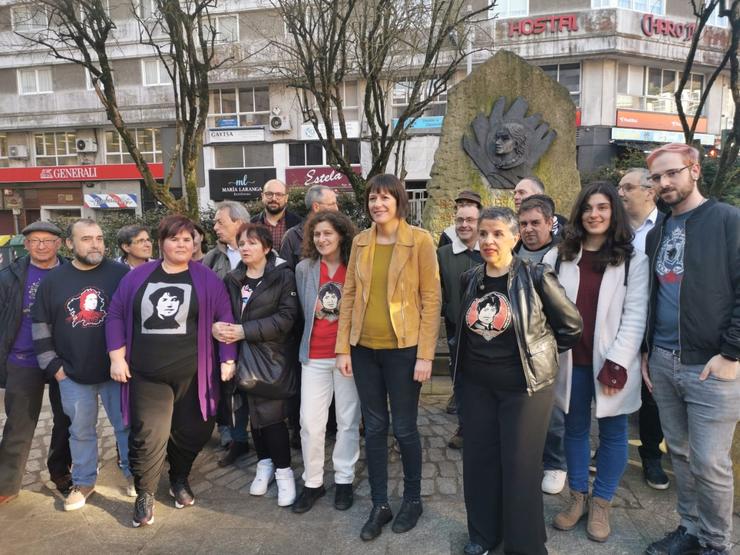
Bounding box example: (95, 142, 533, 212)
(649, 347, 740, 550)
(565, 365, 628, 501)
(58, 377, 131, 487)
(543, 405, 567, 471)
(351, 345, 422, 505)
(300, 358, 361, 487)
(0, 363, 71, 495)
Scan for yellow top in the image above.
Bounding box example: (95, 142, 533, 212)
(358, 243, 398, 349)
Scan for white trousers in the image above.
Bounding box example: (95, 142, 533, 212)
(299, 358, 361, 487)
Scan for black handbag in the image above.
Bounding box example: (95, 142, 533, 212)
(235, 343, 297, 400)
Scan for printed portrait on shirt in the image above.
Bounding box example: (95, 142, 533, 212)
(140, 283, 192, 333)
(656, 226, 685, 284)
(65, 287, 108, 328)
(314, 281, 342, 322)
(465, 291, 512, 341)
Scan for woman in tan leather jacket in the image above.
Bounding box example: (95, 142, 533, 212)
(335, 174, 441, 542)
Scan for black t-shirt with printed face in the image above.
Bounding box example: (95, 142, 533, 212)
(461, 273, 526, 391)
(131, 266, 198, 375)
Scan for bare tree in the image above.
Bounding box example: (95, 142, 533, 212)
(677, 0, 739, 197)
(13, 0, 233, 219)
(265, 0, 492, 196)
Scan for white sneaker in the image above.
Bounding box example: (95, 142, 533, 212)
(275, 467, 296, 507)
(249, 458, 275, 496)
(542, 469, 567, 495)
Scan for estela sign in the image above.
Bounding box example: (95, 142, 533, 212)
(285, 165, 361, 189)
(508, 14, 578, 37)
(641, 14, 696, 42)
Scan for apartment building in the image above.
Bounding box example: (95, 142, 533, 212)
(0, 0, 731, 233)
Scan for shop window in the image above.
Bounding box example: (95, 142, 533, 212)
(490, 0, 528, 18)
(0, 134, 8, 168)
(12, 5, 48, 32)
(392, 79, 448, 119)
(541, 63, 580, 107)
(18, 67, 53, 95)
(209, 87, 270, 127)
(105, 128, 162, 163)
(34, 132, 77, 166)
(213, 143, 274, 168)
(617, 63, 704, 114)
(288, 140, 360, 166)
(591, 0, 665, 14)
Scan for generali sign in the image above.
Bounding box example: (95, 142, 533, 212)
(616, 110, 708, 133)
(285, 165, 361, 190)
(0, 163, 165, 183)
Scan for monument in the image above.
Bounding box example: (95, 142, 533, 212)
(423, 50, 580, 236)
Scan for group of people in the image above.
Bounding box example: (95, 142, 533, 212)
(0, 143, 736, 555)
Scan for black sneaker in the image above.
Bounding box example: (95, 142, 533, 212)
(334, 483, 353, 511)
(642, 458, 670, 490)
(218, 441, 250, 467)
(645, 526, 701, 555)
(700, 547, 727, 555)
(169, 477, 195, 509)
(132, 492, 155, 527)
(391, 499, 423, 533)
(291, 485, 326, 514)
(360, 504, 393, 541)
(464, 542, 490, 555)
(448, 427, 463, 450)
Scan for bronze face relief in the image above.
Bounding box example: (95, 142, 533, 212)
(463, 96, 556, 189)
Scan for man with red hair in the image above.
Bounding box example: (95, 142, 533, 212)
(642, 143, 740, 555)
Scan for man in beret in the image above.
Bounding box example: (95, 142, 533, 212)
(0, 221, 72, 504)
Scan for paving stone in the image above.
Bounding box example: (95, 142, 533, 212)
(214, 469, 246, 487)
(205, 466, 234, 481)
(436, 477, 458, 495)
(421, 462, 437, 479)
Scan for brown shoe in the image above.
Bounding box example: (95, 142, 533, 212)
(0, 494, 18, 505)
(586, 496, 611, 542)
(552, 490, 587, 531)
(64, 485, 95, 511)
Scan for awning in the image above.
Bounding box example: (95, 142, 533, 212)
(84, 193, 138, 209)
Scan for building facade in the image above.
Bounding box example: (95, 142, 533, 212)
(0, 0, 731, 233)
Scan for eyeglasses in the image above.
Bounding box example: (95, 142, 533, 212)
(648, 164, 692, 185)
(131, 237, 152, 245)
(262, 192, 286, 199)
(27, 238, 59, 247)
(455, 217, 479, 226)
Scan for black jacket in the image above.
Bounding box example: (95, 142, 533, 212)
(644, 199, 740, 364)
(278, 222, 304, 270)
(453, 258, 583, 394)
(0, 255, 66, 386)
(225, 253, 300, 428)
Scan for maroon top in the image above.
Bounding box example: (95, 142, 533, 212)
(572, 250, 604, 366)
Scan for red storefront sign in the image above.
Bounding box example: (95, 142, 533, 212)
(641, 14, 696, 42)
(616, 110, 708, 133)
(0, 163, 164, 183)
(508, 14, 579, 37)
(285, 165, 361, 190)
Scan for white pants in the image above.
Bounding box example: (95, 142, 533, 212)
(299, 358, 361, 487)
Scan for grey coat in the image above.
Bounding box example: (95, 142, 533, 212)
(294, 257, 321, 364)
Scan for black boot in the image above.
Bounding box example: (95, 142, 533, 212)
(392, 499, 423, 533)
(334, 483, 353, 511)
(218, 441, 250, 467)
(360, 504, 393, 541)
(291, 485, 326, 514)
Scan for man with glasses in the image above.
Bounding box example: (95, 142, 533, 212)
(643, 143, 740, 555)
(438, 190, 482, 247)
(0, 221, 72, 504)
(438, 201, 482, 449)
(617, 168, 669, 492)
(115, 225, 152, 269)
(251, 179, 303, 250)
(280, 185, 338, 270)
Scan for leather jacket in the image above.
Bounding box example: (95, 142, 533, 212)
(452, 258, 582, 395)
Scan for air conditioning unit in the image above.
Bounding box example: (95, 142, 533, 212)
(269, 115, 291, 132)
(8, 145, 28, 159)
(76, 138, 98, 153)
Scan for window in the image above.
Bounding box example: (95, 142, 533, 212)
(212, 15, 239, 43)
(34, 132, 77, 166)
(288, 140, 360, 166)
(142, 59, 169, 87)
(490, 0, 528, 18)
(392, 79, 447, 119)
(707, 0, 728, 27)
(0, 134, 8, 168)
(617, 63, 705, 114)
(105, 128, 161, 163)
(208, 87, 270, 127)
(591, 0, 665, 15)
(80, 0, 110, 20)
(541, 63, 580, 107)
(12, 5, 48, 32)
(138, 0, 157, 19)
(18, 67, 53, 95)
(311, 81, 360, 122)
(213, 144, 274, 168)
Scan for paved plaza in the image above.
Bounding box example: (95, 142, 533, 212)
(1, 379, 739, 555)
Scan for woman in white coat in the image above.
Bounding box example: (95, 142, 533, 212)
(543, 182, 648, 544)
